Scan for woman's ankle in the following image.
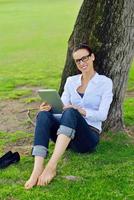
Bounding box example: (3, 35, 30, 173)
(46, 161, 57, 170)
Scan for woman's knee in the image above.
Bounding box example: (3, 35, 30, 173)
(62, 108, 78, 117)
(36, 111, 52, 123)
(60, 108, 79, 128)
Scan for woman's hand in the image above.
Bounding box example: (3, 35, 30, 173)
(63, 104, 86, 116)
(63, 104, 78, 110)
(39, 102, 52, 112)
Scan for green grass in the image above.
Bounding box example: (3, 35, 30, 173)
(0, 0, 133, 100)
(127, 63, 134, 92)
(123, 98, 134, 126)
(0, 0, 82, 99)
(0, 131, 134, 200)
(0, 0, 134, 200)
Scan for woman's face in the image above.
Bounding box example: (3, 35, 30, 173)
(73, 49, 95, 73)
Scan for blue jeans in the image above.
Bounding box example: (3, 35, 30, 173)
(32, 108, 100, 157)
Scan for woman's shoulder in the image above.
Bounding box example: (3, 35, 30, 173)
(97, 73, 113, 85)
(66, 74, 81, 82)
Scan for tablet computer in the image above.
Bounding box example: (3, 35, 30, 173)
(38, 89, 63, 114)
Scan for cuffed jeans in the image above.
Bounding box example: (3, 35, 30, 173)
(32, 108, 100, 158)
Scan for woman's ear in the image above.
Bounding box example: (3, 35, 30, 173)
(91, 53, 95, 61)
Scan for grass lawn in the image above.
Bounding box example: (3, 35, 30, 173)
(0, 0, 82, 99)
(0, 131, 134, 200)
(127, 63, 134, 92)
(0, 0, 134, 200)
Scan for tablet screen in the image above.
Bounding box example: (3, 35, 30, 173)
(38, 89, 63, 114)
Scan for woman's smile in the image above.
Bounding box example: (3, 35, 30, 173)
(79, 63, 89, 71)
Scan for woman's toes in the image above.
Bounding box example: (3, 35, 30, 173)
(37, 167, 56, 186)
(37, 176, 43, 186)
(24, 167, 44, 189)
(25, 181, 32, 190)
(24, 177, 37, 189)
(24, 182, 29, 189)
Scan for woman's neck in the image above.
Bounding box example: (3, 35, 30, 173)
(82, 70, 96, 83)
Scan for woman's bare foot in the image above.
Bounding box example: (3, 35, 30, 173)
(25, 166, 44, 190)
(37, 164, 56, 186)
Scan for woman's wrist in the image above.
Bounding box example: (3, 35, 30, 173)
(77, 107, 86, 116)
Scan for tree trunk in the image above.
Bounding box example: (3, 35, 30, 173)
(59, 0, 134, 132)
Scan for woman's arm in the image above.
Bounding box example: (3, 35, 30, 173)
(63, 104, 86, 116)
(61, 77, 71, 106)
(83, 80, 113, 122)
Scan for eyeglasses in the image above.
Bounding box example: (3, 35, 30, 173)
(74, 54, 91, 65)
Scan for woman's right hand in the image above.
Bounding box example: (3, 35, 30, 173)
(39, 102, 52, 112)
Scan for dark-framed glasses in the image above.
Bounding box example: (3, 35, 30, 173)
(74, 54, 91, 65)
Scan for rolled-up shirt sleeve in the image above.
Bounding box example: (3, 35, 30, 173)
(84, 79, 113, 122)
(61, 77, 71, 106)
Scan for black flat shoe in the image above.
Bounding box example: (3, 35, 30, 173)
(0, 152, 20, 169)
(0, 151, 13, 163)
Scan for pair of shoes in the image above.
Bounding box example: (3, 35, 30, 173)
(0, 151, 20, 169)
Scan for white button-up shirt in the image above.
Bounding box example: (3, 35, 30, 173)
(61, 72, 113, 132)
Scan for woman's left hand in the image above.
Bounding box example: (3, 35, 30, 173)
(63, 104, 86, 116)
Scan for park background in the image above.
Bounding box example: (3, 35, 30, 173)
(0, 0, 134, 199)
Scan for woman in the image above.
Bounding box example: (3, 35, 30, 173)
(25, 44, 113, 189)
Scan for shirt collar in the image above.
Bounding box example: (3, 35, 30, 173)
(91, 72, 100, 84)
(77, 72, 99, 85)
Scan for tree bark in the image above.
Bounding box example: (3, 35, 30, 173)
(59, 0, 134, 132)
